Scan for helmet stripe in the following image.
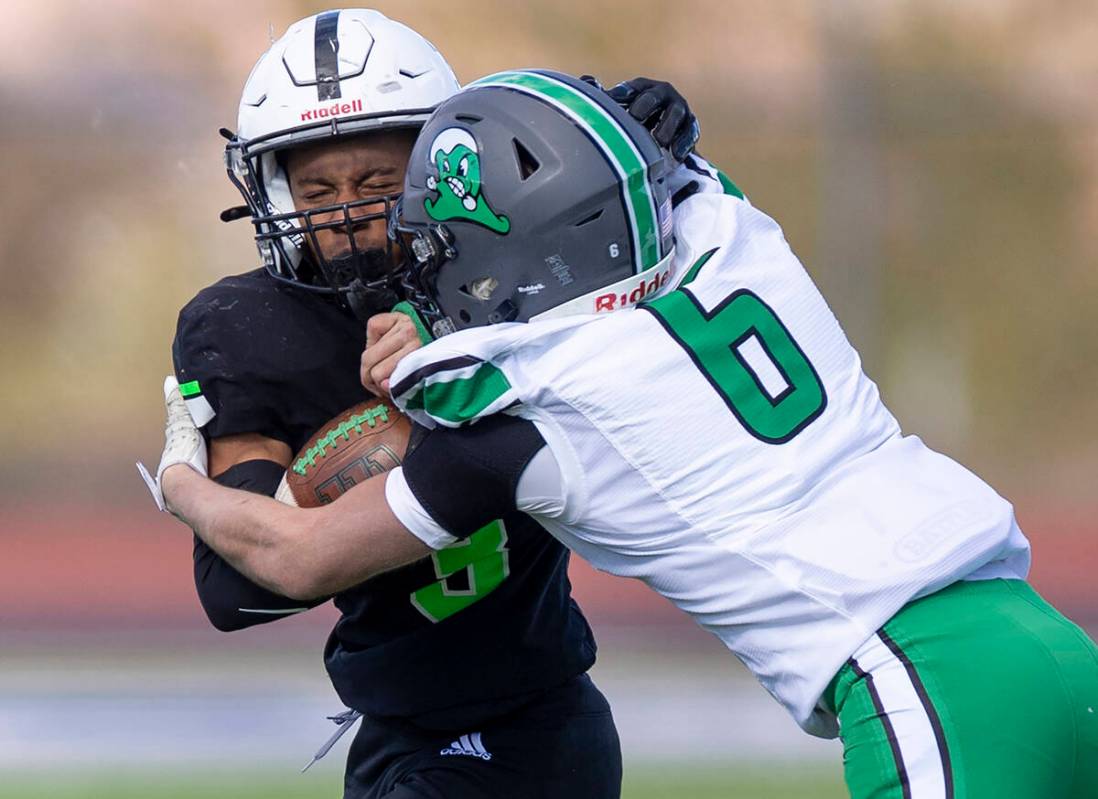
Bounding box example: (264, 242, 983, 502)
(314, 10, 342, 101)
(469, 71, 661, 274)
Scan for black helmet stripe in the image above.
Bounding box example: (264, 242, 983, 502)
(314, 10, 342, 101)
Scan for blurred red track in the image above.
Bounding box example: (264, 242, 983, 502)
(3, 503, 1095, 629)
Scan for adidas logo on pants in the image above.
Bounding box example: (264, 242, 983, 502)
(440, 732, 492, 761)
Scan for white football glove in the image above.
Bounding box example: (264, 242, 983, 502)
(137, 375, 208, 512)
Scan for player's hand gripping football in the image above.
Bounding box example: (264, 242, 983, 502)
(360, 312, 425, 397)
(136, 376, 208, 512)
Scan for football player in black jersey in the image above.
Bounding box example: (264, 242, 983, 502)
(163, 10, 700, 799)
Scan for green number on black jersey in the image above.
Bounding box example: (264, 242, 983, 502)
(410, 520, 510, 623)
(644, 249, 826, 443)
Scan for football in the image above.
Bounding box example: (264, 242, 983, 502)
(275, 400, 412, 507)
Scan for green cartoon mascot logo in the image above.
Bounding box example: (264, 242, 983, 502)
(424, 128, 510, 234)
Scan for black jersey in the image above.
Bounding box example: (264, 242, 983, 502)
(173, 268, 596, 729)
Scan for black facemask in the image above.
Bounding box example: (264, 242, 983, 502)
(322, 247, 402, 322)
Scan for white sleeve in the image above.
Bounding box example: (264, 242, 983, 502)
(515, 444, 567, 518)
(383, 468, 459, 550)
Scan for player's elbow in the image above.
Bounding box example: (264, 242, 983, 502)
(204, 605, 250, 633)
(194, 583, 248, 631)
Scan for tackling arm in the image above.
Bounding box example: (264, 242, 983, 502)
(163, 464, 432, 600)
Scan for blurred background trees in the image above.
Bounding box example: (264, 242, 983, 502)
(3, 0, 1094, 503)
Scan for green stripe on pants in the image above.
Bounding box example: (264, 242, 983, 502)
(826, 579, 1098, 798)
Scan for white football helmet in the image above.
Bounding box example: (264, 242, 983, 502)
(224, 9, 460, 315)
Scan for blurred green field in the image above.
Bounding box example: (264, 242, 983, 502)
(1, 764, 847, 799)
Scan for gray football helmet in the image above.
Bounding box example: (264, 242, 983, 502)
(392, 70, 676, 336)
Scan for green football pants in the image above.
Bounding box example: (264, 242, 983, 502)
(824, 579, 1098, 798)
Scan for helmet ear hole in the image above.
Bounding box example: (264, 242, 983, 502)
(459, 309, 472, 323)
(513, 138, 541, 181)
(459, 278, 499, 301)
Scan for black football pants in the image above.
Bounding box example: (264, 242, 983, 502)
(343, 673, 622, 799)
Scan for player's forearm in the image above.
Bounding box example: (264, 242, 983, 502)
(163, 465, 431, 599)
(163, 465, 323, 599)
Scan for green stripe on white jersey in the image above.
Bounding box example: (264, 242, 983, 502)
(469, 71, 661, 274)
(400, 361, 516, 428)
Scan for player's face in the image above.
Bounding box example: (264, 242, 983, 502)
(285, 130, 417, 267)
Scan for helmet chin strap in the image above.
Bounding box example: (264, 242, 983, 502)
(344, 278, 399, 323)
(323, 249, 401, 323)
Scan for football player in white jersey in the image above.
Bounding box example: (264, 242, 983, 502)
(150, 70, 1098, 798)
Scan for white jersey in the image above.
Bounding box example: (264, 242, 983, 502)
(388, 190, 1031, 737)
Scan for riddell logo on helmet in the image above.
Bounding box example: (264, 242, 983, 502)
(300, 98, 364, 122)
(594, 267, 672, 312)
